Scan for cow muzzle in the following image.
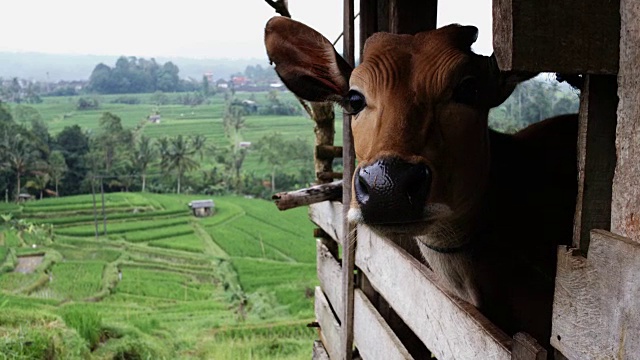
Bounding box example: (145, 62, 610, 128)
(353, 157, 431, 224)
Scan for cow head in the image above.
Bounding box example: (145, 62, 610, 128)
(265, 17, 529, 249)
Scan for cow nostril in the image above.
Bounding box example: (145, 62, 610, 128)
(355, 171, 370, 205)
(405, 166, 430, 204)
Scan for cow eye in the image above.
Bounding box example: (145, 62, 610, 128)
(345, 90, 366, 114)
(453, 76, 478, 106)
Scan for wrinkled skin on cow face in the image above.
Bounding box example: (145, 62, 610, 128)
(265, 16, 577, 355)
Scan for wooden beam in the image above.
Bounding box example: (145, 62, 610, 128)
(353, 289, 414, 360)
(315, 286, 342, 360)
(272, 180, 342, 211)
(316, 145, 343, 160)
(611, 0, 640, 242)
(493, 0, 620, 74)
(341, 0, 356, 359)
(388, 0, 437, 34)
(572, 75, 618, 252)
(551, 230, 640, 358)
(356, 226, 512, 360)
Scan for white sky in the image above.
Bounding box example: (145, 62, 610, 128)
(0, 0, 493, 58)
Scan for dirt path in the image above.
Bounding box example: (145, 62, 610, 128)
(14, 255, 44, 274)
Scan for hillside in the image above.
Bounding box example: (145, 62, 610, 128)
(0, 52, 267, 81)
(0, 193, 317, 359)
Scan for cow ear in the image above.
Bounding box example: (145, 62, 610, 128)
(265, 16, 353, 102)
(483, 54, 537, 107)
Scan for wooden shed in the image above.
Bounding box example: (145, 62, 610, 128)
(271, 0, 638, 359)
(188, 199, 215, 217)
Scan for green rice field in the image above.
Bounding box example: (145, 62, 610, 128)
(0, 192, 318, 359)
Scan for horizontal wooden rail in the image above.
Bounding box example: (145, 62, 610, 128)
(309, 201, 344, 245)
(356, 226, 513, 359)
(316, 145, 344, 159)
(272, 180, 342, 211)
(353, 289, 414, 360)
(315, 286, 342, 360)
(317, 239, 344, 323)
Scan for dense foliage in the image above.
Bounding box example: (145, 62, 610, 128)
(87, 57, 199, 94)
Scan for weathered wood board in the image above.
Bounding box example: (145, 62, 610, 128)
(313, 340, 331, 360)
(551, 230, 640, 359)
(353, 289, 414, 360)
(572, 75, 618, 252)
(309, 201, 344, 245)
(317, 239, 344, 323)
(493, 0, 620, 74)
(611, 0, 640, 242)
(355, 225, 512, 360)
(315, 286, 342, 360)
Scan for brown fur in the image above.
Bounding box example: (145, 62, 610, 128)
(265, 16, 577, 355)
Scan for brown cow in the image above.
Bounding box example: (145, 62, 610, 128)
(265, 16, 577, 355)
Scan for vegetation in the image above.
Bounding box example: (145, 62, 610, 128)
(0, 192, 317, 359)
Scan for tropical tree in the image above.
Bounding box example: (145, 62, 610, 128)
(190, 134, 207, 161)
(48, 150, 67, 196)
(1, 132, 40, 201)
(131, 136, 157, 192)
(161, 135, 199, 194)
(26, 171, 50, 199)
(53, 125, 90, 195)
(256, 133, 313, 192)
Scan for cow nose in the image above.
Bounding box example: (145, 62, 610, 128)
(354, 158, 431, 224)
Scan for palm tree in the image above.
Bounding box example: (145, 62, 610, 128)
(1, 132, 39, 201)
(48, 150, 67, 196)
(26, 171, 50, 199)
(190, 134, 207, 161)
(165, 135, 199, 194)
(132, 136, 157, 192)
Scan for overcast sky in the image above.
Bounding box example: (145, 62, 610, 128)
(0, 0, 492, 58)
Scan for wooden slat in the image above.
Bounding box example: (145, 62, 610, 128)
(316, 286, 342, 360)
(611, 0, 640, 242)
(309, 201, 344, 245)
(512, 333, 546, 360)
(572, 75, 618, 252)
(313, 340, 331, 360)
(355, 226, 512, 360)
(353, 289, 414, 360)
(493, 0, 620, 74)
(317, 239, 344, 323)
(552, 229, 640, 358)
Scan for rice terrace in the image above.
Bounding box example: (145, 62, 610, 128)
(0, 193, 318, 359)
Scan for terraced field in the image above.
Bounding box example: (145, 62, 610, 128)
(0, 192, 317, 359)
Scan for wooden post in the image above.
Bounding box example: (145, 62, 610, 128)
(493, 0, 620, 74)
(611, 0, 640, 242)
(572, 75, 618, 252)
(341, 0, 356, 359)
(388, 0, 437, 34)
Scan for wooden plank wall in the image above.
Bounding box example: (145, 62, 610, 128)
(492, 0, 620, 73)
(611, 0, 640, 242)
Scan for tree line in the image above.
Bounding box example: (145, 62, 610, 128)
(87, 56, 198, 94)
(0, 97, 313, 202)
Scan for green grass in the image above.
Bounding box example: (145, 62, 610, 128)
(0, 192, 319, 358)
(46, 261, 105, 300)
(148, 235, 205, 253)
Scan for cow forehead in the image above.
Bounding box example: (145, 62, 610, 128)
(353, 31, 470, 99)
